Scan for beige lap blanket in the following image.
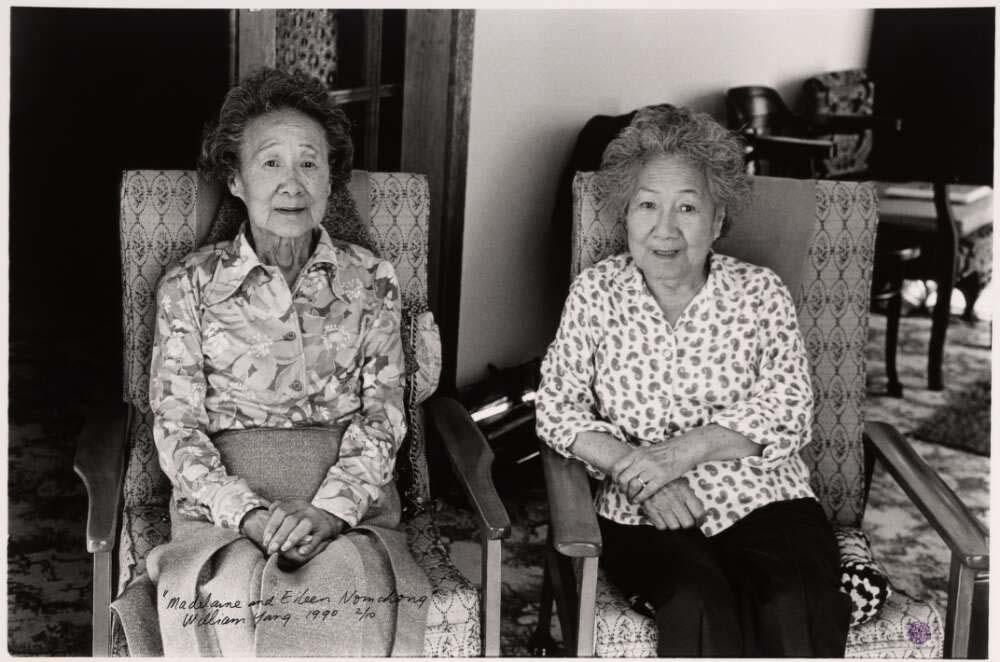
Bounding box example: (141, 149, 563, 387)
(111, 427, 430, 656)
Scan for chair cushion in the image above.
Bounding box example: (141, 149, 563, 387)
(594, 572, 658, 657)
(835, 525, 892, 626)
(404, 513, 482, 657)
(844, 590, 943, 658)
(593, 553, 938, 657)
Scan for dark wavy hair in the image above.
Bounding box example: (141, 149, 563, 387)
(198, 68, 353, 191)
(599, 104, 751, 236)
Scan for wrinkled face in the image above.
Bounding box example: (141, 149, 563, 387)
(626, 154, 724, 288)
(229, 109, 331, 238)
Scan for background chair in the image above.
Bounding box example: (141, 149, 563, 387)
(74, 170, 511, 656)
(802, 68, 877, 179)
(531, 173, 988, 657)
(725, 86, 834, 177)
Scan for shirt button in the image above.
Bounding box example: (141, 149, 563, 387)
(283, 331, 297, 341)
(290, 380, 303, 392)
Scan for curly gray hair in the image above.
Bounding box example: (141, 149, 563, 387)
(599, 104, 751, 236)
(199, 68, 353, 191)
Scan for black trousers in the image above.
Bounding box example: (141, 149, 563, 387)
(599, 498, 851, 657)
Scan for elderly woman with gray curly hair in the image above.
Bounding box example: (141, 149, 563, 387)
(536, 105, 851, 656)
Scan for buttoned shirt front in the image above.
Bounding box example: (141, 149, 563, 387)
(536, 252, 815, 536)
(150, 224, 406, 530)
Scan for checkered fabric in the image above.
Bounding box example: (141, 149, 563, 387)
(836, 525, 893, 626)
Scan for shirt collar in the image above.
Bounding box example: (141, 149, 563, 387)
(203, 223, 340, 305)
(308, 225, 341, 268)
(616, 251, 740, 303)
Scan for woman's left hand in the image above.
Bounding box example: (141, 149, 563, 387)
(639, 478, 705, 530)
(260, 499, 347, 565)
(612, 438, 702, 504)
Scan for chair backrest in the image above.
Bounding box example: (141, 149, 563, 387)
(117, 169, 435, 588)
(725, 86, 796, 135)
(571, 172, 878, 527)
(803, 69, 875, 178)
(803, 69, 874, 118)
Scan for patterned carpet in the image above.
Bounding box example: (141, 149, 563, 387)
(6, 311, 991, 655)
(859, 313, 991, 611)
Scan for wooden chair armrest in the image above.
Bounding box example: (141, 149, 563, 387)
(747, 134, 835, 160)
(539, 445, 602, 558)
(425, 397, 511, 540)
(865, 421, 989, 570)
(73, 402, 130, 554)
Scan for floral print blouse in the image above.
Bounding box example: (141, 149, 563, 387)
(150, 224, 406, 530)
(536, 253, 815, 536)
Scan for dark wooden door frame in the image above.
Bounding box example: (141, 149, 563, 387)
(401, 9, 474, 395)
(232, 9, 275, 81)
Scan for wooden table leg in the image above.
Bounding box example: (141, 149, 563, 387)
(928, 182, 960, 392)
(928, 275, 953, 391)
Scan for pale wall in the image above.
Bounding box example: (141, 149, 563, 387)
(457, 9, 874, 386)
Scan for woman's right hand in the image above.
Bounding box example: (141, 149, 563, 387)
(241, 501, 346, 567)
(639, 479, 705, 530)
(240, 507, 271, 549)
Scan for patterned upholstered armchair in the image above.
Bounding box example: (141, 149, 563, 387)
(73, 170, 510, 656)
(531, 174, 987, 657)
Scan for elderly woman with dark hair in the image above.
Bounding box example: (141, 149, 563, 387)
(536, 105, 851, 656)
(138, 68, 426, 656)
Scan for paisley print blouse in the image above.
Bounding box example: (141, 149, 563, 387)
(536, 253, 815, 536)
(150, 225, 406, 530)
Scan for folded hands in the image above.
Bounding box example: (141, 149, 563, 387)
(240, 500, 348, 568)
(611, 437, 704, 531)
